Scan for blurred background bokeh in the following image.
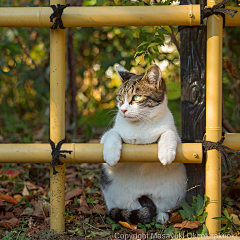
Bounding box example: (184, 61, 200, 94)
(0, 0, 239, 144)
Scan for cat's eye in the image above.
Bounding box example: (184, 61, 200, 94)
(133, 95, 141, 101)
(118, 95, 123, 101)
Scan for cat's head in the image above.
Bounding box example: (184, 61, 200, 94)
(115, 64, 167, 122)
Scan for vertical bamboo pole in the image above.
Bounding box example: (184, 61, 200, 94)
(205, 0, 223, 233)
(50, 0, 66, 233)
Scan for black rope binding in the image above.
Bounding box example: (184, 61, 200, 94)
(182, 132, 240, 174)
(49, 138, 72, 175)
(50, 4, 70, 29)
(201, 0, 238, 27)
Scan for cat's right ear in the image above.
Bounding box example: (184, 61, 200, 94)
(115, 64, 134, 83)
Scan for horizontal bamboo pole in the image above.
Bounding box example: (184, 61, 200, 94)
(0, 5, 201, 27)
(0, 6, 239, 27)
(0, 143, 202, 163)
(0, 133, 239, 164)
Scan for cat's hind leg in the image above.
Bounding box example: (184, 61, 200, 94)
(156, 212, 169, 224)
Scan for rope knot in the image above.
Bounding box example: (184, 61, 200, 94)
(50, 4, 70, 29)
(201, 0, 238, 27)
(196, 133, 239, 174)
(48, 138, 72, 175)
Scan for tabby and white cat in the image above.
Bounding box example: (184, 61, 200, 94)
(100, 64, 187, 224)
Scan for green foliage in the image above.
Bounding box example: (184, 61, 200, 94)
(213, 208, 239, 234)
(106, 217, 121, 230)
(179, 195, 208, 223)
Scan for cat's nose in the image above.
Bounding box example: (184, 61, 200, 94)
(121, 109, 127, 114)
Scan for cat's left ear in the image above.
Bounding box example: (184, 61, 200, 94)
(143, 64, 163, 89)
(115, 64, 135, 83)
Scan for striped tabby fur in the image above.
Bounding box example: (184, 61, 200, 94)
(100, 64, 187, 225)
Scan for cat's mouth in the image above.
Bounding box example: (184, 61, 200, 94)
(123, 115, 137, 121)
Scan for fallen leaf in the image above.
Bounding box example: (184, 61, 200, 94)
(168, 212, 183, 223)
(91, 204, 107, 215)
(39, 224, 46, 230)
(95, 224, 112, 228)
(21, 207, 34, 216)
(25, 195, 35, 201)
(13, 194, 23, 202)
(42, 201, 50, 217)
(80, 195, 88, 207)
(65, 187, 83, 201)
(230, 214, 240, 225)
(119, 221, 137, 230)
(32, 201, 44, 218)
(0, 195, 18, 205)
(5, 212, 14, 219)
(25, 181, 38, 190)
(4, 202, 14, 212)
(0, 220, 11, 229)
(13, 207, 23, 216)
(0, 188, 8, 193)
(235, 176, 240, 183)
(225, 207, 234, 215)
(174, 220, 201, 229)
(76, 205, 90, 214)
(6, 217, 20, 228)
(65, 200, 73, 207)
(86, 180, 94, 188)
(0, 217, 20, 229)
(0, 181, 14, 189)
(22, 185, 30, 196)
(130, 229, 146, 240)
(0, 169, 20, 178)
(66, 216, 74, 224)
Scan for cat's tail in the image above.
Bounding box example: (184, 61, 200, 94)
(109, 195, 157, 224)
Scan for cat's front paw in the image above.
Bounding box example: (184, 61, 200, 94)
(158, 147, 176, 165)
(156, 212, 169, 224)
(103, 142, 122, 166)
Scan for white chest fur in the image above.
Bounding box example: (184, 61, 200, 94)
(114, 109, 178, 145)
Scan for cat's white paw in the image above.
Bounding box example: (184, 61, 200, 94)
(103, 142, 122, 166)
(156, 212, 169, 224)
(158, 147, 176, 165)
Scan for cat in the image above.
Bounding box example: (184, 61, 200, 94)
(100, 64, 187, 225)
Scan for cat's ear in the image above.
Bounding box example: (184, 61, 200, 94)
(143, 64, 163, 88)
(115, 64, 135, 83)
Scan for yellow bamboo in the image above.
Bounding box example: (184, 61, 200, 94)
(0, 5, 200, 27)
(50, 0, 65, 234)
(0, 6, 239, 27)
(205, 0, 223, 233)
(0, 143, 203, 163)
(0, 133, 238, 163)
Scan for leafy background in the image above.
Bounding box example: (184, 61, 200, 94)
(0, 0, 240, 239)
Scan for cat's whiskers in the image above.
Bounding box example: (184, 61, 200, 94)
(102, 109, 118, 119)
(102, 112, 118, 134)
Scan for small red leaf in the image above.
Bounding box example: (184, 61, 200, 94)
(0, 169, 20, 178)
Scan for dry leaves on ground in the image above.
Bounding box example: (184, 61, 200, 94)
(174, 220, 201, 229)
